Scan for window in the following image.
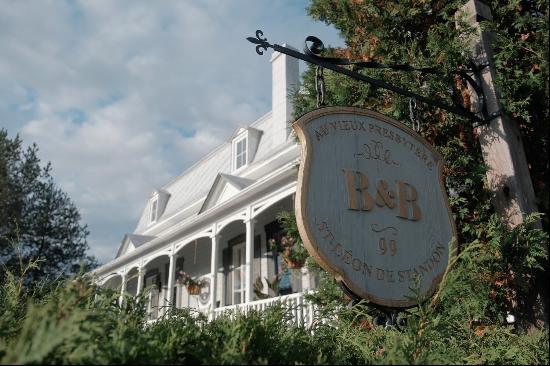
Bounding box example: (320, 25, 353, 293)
(234, 136, 247, 170)
(150, 199, 158, 223)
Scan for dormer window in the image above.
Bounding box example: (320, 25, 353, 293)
(234, 135, 248, 171)
(147, 189, 170, 226)
(150, 198, 158, 223)
(230, 126, 261, 173)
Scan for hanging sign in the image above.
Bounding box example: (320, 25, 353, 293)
(293, 107, 457, 308)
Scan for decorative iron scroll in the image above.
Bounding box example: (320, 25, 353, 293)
(246, 30, 271, 55)
(246, 30, 490, 125)
(304, 35, 437, 74)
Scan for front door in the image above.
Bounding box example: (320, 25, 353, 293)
(232, 242, 246, 304)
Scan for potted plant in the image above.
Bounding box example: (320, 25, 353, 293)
(269, 236, 308, 269)
(177, 271, 207, 295)
(268, 211, 309, 269)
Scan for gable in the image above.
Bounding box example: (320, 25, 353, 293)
(219, 183, 240, 204)
(199, 173, 256, 214)
(116, 237, 135, 258)
(116, 233, 156, 258)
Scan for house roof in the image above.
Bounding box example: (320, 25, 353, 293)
(199, 173, 256, 214)
(116, 233, 156, 258)
(131, 110, 283, 237)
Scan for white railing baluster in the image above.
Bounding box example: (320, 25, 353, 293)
(297, 295, 303, 327)
(209, 291, 315, 328)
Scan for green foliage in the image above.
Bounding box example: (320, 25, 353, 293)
(296, 0, 548, 325)
(304, 257, 344, 309)
(0, 129, 95, 284)
(268, 211, 310, 267)
(1, 1, 548, 363)
(296, 0, 495, 250)
(291, 0, 548, 360)
(0, 218, 548, 365)
(0, 241, 44, 342)
(275, 211, 301, 243)
(483, 213, 548, 323)
(484, 0, 549, 222)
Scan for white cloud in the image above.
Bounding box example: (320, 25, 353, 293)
(0, 0, 343, 263)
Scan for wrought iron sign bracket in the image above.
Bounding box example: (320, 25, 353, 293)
(247, 30, 491, 126)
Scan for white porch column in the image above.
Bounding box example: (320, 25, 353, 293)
(210, 233, 219, 312)
(176, 284, 182, 308)
(245, 217, 255, 303)
(119, 272, 127, 306)
(166, 252, 176, 307)
(136, 267, 143, 296)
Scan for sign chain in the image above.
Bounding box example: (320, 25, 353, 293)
(409, 97, 421, 132)
(315, 65, 326, 108)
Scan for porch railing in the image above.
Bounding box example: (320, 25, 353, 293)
(212, 291, 317, 328)
(145, 291, 323, 329)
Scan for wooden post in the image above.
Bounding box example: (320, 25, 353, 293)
(136, 267, 143, 296)
(245, 205, 256, 303)
(210, 232, 219, 312)
(460, 0, 546, 330)
(245, 217, 255, 303)
(119, 272, 127, 307)
(461, 0, 538, 228)
(166, 252, 175, 309)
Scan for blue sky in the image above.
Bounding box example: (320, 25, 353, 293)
(0, 0, 344, 264)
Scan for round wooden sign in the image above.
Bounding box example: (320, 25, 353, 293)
(293, 107, 457, 308)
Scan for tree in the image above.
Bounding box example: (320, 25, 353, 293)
(0, 129, 95, 284)
(294, 0, 548, 329)
(487, 0, 549, 224)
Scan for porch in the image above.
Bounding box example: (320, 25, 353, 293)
(100, 193, 319, 325)
(143, 291, 318, 328)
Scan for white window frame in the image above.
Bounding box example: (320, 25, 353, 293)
(233, 133, 248, 172)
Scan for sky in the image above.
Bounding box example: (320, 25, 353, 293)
(0, 0, 344, 264)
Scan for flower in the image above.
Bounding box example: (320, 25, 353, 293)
(269, 235, 308, 269)
(177, 271, 207, 288)
(267, 211, 309, 269)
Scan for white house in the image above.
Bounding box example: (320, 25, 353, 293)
(93, 46, 318, 324)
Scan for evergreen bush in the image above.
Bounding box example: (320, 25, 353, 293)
(1, 0, 548, 364)
(0, 213, 547, 364)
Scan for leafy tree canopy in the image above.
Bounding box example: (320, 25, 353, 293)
(293, 0, 548, 329)
(0, 129, 96, 284)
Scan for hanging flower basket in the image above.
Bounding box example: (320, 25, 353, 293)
(178, 271, 207, 296)
(269, 234, 309, 270)
(186, 284, 201, 295)
(284, 257, 305, 269)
